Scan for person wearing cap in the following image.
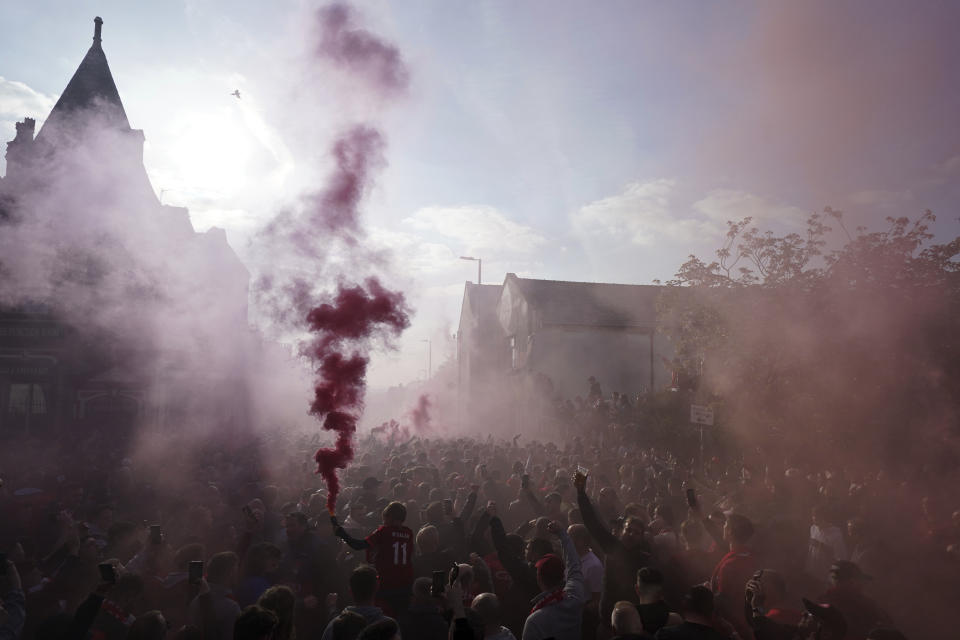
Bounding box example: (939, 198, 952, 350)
(521, 520, 584, 640)
(817, 561, 890, 640)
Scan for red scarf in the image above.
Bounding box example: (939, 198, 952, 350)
(530, 588, 565, 614)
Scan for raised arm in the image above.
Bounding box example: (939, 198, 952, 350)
(489, 516, 535, 591)
(551, 522, 584, 604)
(575, 475, 621, 554)
(332, 520, 371, 551)
(522, 486, 543, 516)
(469, 507, 493, 556)
(458, 487, 479, 522)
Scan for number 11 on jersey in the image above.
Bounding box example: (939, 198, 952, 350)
(392, 541, 408, 565)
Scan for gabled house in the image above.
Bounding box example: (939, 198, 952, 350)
(457, 273, 673, 431)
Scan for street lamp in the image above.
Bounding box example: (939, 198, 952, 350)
(420, 338, 432, 379)
(459, 256, 481, 285)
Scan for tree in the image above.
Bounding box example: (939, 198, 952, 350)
(657, 209, 960, 471)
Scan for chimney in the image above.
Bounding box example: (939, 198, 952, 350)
(15, 118, 36, 142)
(5, 118, 37, 182)
(93, 16, 103, 45)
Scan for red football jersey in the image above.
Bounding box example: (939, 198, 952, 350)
(365, 524, 414, 591)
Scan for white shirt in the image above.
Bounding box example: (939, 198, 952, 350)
(580, 550, 604, 596)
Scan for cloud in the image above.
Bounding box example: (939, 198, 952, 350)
(0, 77, 56, 174)
(572, 179, 711, 246)
(403, 205, 547, 255)
(573, 180, 807, 248)
(846, 189, 915, 208)
(369, 227, 457, 276)
(0, 76, 56, 121)
(693, 189, 806, 227)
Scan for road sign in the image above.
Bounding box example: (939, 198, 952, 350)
(690, 404, 714, 426)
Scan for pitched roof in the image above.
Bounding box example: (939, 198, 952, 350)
(509, 274, 660, 328)
(36, 17, 130, 143)
(465, 283, 503, 319)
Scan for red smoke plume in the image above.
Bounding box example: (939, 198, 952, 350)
(410, 393, 431, 432)
(315, 3, 410, 98)
(253, 4, 412, 514)
(307, 278, 410, 513)
(304, 126, 385, 241)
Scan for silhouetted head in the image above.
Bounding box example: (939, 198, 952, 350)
(723, 513, 754, 546)
(233, 606, 277, 640)
(349, 565, 379, 605)
(620, 516, 645, 549)
(611, 601, 643, 636)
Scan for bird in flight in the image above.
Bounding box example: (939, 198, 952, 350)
(231, 90, 241, 99)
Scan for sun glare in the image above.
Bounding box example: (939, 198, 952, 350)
(165, 107, 254, 198)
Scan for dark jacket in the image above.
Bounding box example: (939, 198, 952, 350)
(399, 603, 448, 640)
(0, 586, 26, 640)
(280, 530, 340, 600)
(578, 486, 654, 626)
(490, 516, 539, 637)
(187, 585, 241, 640)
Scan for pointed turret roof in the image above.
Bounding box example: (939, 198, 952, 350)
(36, 17, 130, 143)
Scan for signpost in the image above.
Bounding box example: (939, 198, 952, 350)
(690, 404, 714, 426)
(690, 404, 714, 471)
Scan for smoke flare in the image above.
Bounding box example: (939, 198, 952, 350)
(307, 278, 410, 513)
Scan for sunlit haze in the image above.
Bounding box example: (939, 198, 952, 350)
(2, 1, 959, 391)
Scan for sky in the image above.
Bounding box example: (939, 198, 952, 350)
(1, 0, 959, 388)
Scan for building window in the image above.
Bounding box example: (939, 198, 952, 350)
(8, 383, 47, 415)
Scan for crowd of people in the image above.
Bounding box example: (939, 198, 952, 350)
(1, 379, 958, 640)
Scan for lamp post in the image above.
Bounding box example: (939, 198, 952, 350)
(421, 338, 432, 379)
(459, 256, 481, 285)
